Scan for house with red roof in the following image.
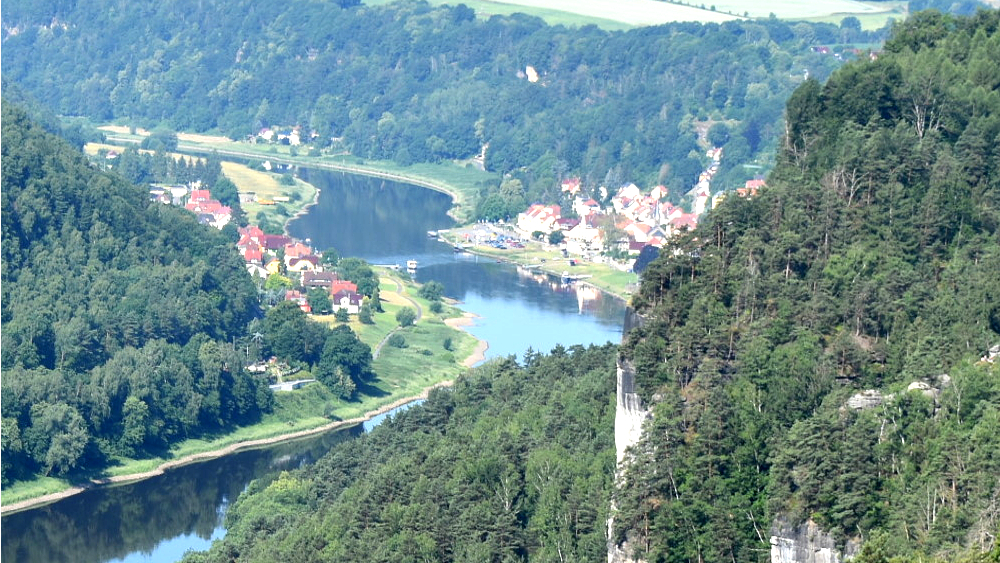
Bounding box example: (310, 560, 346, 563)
(284, 242, 313, 259)
(737, 179, 766, 198)
(328, 280, 358, 296)
(243, 244, 263, 264)
(561, 178, 581, 195)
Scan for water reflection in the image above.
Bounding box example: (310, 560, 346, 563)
(288, 169, 625, 360)
(1, 427, 361, 563)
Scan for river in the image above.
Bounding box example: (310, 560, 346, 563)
(1, 169, 625, 563)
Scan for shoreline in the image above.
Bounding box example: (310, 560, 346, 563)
(446, 312, 489, 367)
(169, 142, 470, 222)
(0, 379, 463, 516)
(283, 177, 321, 236)
(2, 144, 495, 516)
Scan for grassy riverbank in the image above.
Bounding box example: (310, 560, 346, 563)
(1, 275, 484, 511)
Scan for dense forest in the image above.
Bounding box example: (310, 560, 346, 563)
(161, 10, 1000, 563)
(182, 344, 618, 563)
(0, 106, 378, 483)
(1, 0, 883, 211)
(0, 105, 270, 481)
(615, 10, 1000, 562)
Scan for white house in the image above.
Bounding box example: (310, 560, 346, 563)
(517, 204, 561, 235)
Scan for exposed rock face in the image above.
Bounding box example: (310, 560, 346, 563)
(770, 515, 859, 563)
(615, 357, 652, 466)
(609, 308, 652, 563)
(846, 389, 885, 410)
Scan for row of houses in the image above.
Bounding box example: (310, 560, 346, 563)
(236, 225, 365, 315)
(516, 147, 765, 258)
(151, 181, 233, 229)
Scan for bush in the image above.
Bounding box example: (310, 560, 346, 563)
(395, 307, 416, 327)
(359, 303, 374, 324)
(429, 301, 443, 314)
(387, 333, 406, 348)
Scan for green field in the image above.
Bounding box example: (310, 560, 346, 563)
(367, 0, 905, 30)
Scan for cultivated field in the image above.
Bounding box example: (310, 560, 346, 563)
(481, 0, 739, 25)
(707, 0, 889, 18)
(369, 0, 906, 29)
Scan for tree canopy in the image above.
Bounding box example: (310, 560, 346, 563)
(615, 11, 1000, 562)
(1, 105, 271, 482)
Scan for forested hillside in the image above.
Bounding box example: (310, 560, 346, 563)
(183, 345, 618, 563)
(0, 105, 271, 482)
(1, 0, 879, 207)
(614, 10, 1000, 562)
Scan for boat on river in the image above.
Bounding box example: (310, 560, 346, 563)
(407, 259, 418, 270)
(427, 230, 438, 238)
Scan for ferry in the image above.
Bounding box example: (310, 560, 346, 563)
(406, 259, 418, 270)
(427, 230, 438, 238)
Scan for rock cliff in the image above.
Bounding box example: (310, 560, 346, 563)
(770, 515, 860, 563)
(609, 309, 652, 563)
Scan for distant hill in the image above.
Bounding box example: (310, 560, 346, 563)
(0, 0, 885, 215)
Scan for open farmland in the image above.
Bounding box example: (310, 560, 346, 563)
(367, 0, 738, 27)
(696, 0, 896, 19)
(368, 0, 904, 29)
(481, 0, 740, 25)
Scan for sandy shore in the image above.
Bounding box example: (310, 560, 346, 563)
(445, 312, 489, 367)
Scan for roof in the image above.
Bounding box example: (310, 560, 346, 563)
(190, 189, 212, 203)
(284, 242, 313, 258)
(262, 234, 293, 250)
(329, 280, 358, 295)
(302, 271, 339, 286)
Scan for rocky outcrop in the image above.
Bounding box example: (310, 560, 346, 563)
(770, 515, 860, 563)
(845, 374, 952, 412)
(615, 357, 652, 466)
(609, 309, 652, 563)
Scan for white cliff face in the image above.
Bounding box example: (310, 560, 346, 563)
(770, 516, 859, 563)
(615, 360, 652, 466)
(608, 354, 652, 563)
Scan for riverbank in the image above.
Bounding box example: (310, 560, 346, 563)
(440, 226, 637, 301)
(0, 378, 463, 515)
(94, 126, 495, 224)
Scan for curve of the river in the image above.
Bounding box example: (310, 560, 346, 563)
(1, 168, 625, 563)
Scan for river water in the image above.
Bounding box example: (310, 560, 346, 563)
(1, 169, 625, 563)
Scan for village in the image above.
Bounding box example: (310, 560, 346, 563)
(473, 146, 765, 276)
(151, 138, 766, 308)
(151, 180, 367, 319)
